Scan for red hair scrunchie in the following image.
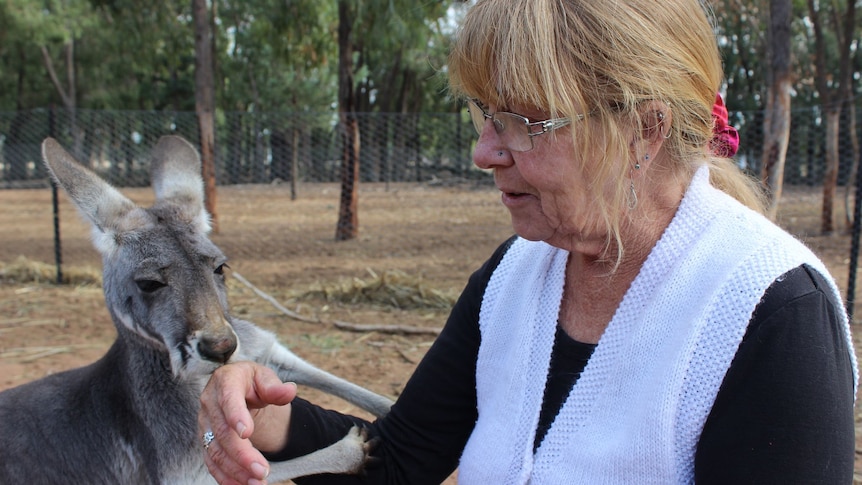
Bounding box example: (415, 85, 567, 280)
(710, 93, 740, 157)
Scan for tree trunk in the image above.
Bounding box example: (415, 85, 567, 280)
(845, 102, 860, 229)
(335, 0, 360, 241)
(821, 110, 841, 234)
(840, 3, 859, 230)
(760, 0, 793, 219)
(807, 0, 856, 234)
(193, 0, 218, 232)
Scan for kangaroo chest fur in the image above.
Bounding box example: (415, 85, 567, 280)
(0, 341, 215, 484)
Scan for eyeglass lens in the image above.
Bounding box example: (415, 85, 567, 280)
(467, 101, 533, 152)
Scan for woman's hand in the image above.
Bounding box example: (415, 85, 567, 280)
(199, 361, 296, 485)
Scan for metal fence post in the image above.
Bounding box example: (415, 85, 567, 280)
(846, 147, 862, 322)
(49, 105, 63, 284)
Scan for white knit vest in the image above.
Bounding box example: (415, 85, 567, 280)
(458, 167, 857, 484)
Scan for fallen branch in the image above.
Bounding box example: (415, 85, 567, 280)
(333, 321, 441, 336)
(233, 271, 443, 336)
(232, 271, 320, 323)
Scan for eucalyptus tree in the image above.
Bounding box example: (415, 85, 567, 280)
(0, 0, 101, 180)
(0, 1, 51, 181)
(760, 0, 793, 218)
(10, 0, 94, 113)
(806, 0, 858, 234)
(708, 0, 860, 227)
(88, 0, 195, 112)
(216, 0, 337, 194)
(217, 0, 336, 112)
(352, 0, 455, 183)
(334, 0, 459, 240)
(4, 0, 100, 161)
(354, 0, 452, 114)
(193, 0, 218, 230)
(711, 0, 768, 110)
(81, 0, 205, 190)
(0, 2, 56, 110)
(335, 0, 360, 241)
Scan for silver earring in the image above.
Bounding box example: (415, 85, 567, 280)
(628, 163, 640, 209)
(657, 111, 671, 138)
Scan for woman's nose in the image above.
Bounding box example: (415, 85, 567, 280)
(473, 123, 511, 170)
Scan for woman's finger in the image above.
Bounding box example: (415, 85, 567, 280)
(205, 422, 269, 485)
(199, 361, 296, 482)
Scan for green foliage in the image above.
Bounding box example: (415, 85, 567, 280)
(218, 0, 337, 112)
(0, 0, 467, 114)
(0, 0, 857, 124)
(711, 0, 860, 111)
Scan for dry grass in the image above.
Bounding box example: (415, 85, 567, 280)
(0, 182, 858, 484)
(299, 268, 459, 310)
(0, 256, 101, 286)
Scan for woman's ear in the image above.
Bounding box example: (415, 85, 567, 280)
(635, 100, 672, 166)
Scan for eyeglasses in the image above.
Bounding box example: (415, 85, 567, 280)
(467, 98, 580, 152)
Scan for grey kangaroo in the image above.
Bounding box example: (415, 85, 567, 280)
(0, 135, 392, 484)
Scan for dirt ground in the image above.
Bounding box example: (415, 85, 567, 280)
(1, 181, 861, 483)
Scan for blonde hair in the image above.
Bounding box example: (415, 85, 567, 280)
(449, 0, 765, 259)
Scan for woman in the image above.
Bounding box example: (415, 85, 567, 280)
(200, 1, 857, 483)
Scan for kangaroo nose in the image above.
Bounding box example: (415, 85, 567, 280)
(198, 334, 237, 364)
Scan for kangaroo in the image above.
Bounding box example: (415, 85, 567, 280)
(0, 135, 392, 484)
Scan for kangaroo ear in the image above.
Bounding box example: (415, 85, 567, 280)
(149, 135, 210, 233)
(41, 137, 149, 255)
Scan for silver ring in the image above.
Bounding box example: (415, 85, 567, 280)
(202, 430, 215, 450)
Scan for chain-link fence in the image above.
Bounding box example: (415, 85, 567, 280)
(0, 108, 479, 188)
(2, 104, 860, 188)
(1, 103, 861, 279)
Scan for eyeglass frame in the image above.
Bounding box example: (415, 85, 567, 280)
(467, 98, 584, 152)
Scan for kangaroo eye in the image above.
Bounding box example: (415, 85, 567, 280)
(214, 263, 230, 276)
(136, 279, 166, 293)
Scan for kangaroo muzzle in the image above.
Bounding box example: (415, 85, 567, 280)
(198, 329, 237, 364)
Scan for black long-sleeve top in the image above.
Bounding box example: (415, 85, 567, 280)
(267, 237, 856, 484)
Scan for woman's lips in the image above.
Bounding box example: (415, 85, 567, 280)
(500, 191, 534, 207)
